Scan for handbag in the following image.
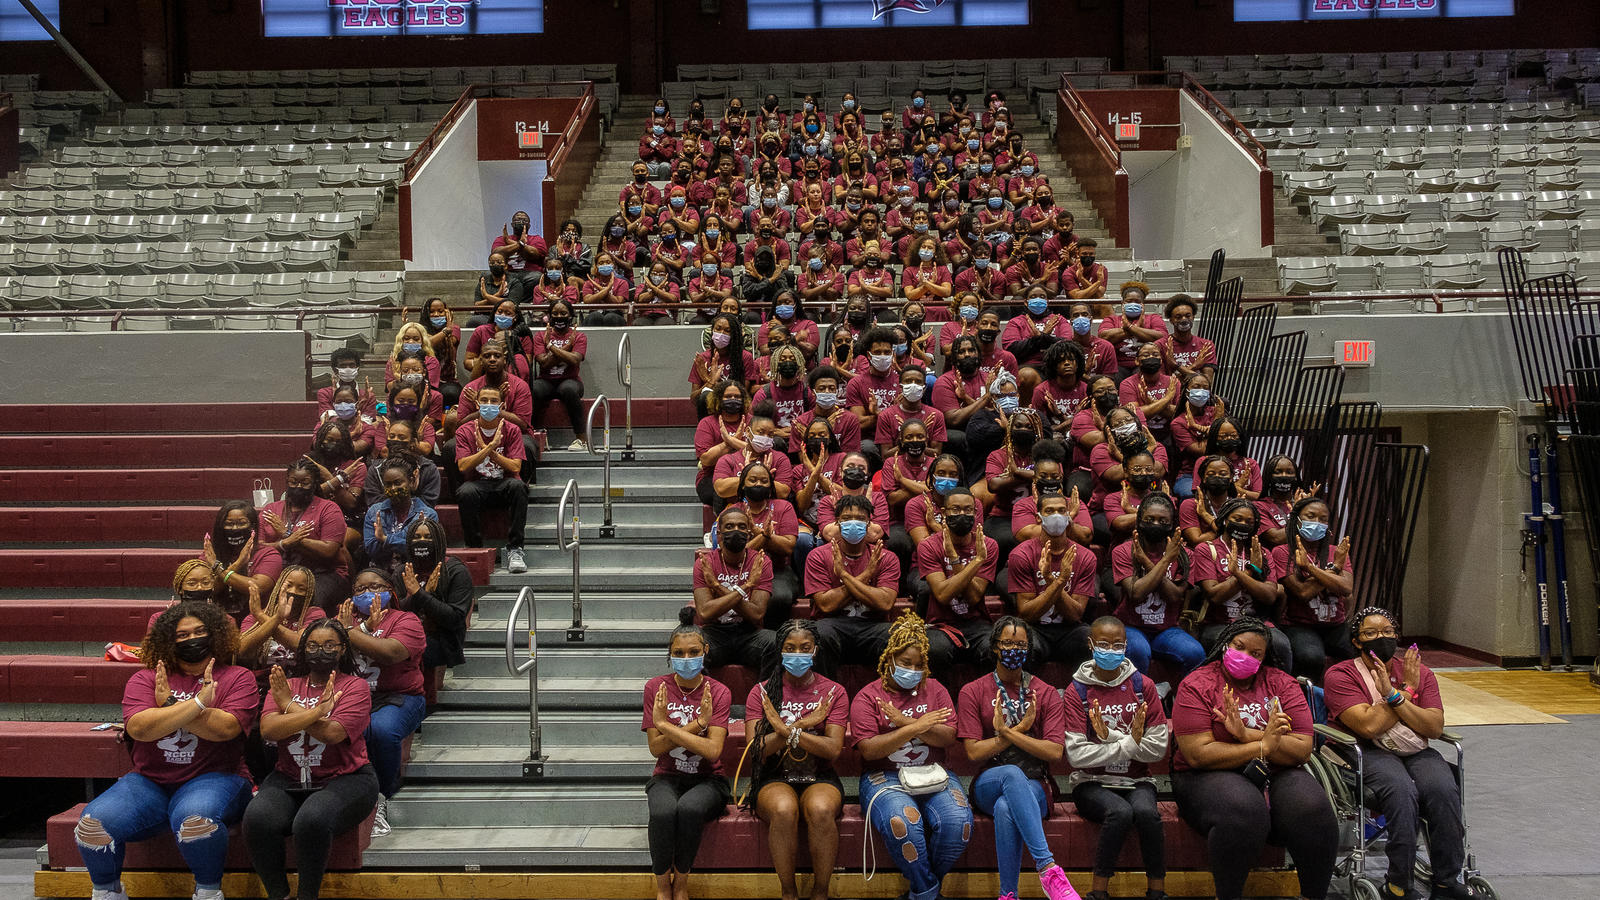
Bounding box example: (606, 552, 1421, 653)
(252, 477, 275, 510)
(1355, 661, 1429, 756)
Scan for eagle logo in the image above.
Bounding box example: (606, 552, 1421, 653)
(873, 0, 949, 17)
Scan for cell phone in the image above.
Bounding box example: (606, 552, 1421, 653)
(91, 723, 117, 731)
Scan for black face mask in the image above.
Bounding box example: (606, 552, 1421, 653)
(777, 361, 800, 378)
(905, 317, 924, 333)
(721, 531, 751, 553)
(1363, 636, 1398, 662)
(179, 588, 213, 604)
(304, 647, 340, 675)
(174, 635, 213, 663)
(634, 173, 648, 183)
(742, 484, 772, 503)
(946, 513, 975, 537)
(1269, 476, 1297, 495)
(410, 544, 437, 572)
(721, 398, 744, 415)
(841, 467, 869, 489)
(955, 355, 981, 376)
(848, 310, 869, 326)
(1214, 438, 1242, 454)
(284, 486, 314, 507)
(551, 318, 572, 331)
(1138, 521, 1174, 542)
(1227, 523, 1256, 544)
(222, 527, 251, 548)
(1202, 476, 1233, 494)
(902, 441, 926, 457)
(1116, 437, 1146, 458)
(1129, 473, 1155, 491)
(1080, 255, 1096, 267)
(1010, 430, 1035, 450)
(977, 329, 999, 343)
(1138, 358, 1162, 374)
(1094, 393, 1117, 413)
(1035, 479, 1062, 496)
(489, 265, 506, 277)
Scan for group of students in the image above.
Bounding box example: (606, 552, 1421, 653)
(78, 495, 475, 900)
(644, 609, 1475, 900)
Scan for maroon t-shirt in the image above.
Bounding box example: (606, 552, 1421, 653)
(352, 607, 426, 696)
(1062, 671, 1167, 779)
(1323, 658, 1443, 730)
(642, 673, 733, 777)
(239, 606, 327, 672)
(849, 678, 957, 771)
(1191, 537, 1283, 625)
(275, 672, 372, 782)
(1170, 662, 1310, 772)
(454, 421, 527, 482)
(690, 547, 775, 626)
(1110, 540, 1187, 632)
(845, 368, 902, 414)
(258, 496, 349, 577)
(903, 492, 985, 537)
(955, 672, 1066, 778)
(1272, 544, 1355, 626)
(790, 408, 862, 454)
(802, 541, 901, 619)
(1007, 539, 1099, 626)
(745, 674, 848, 737)
(531, 328, 587, 383)
(755, 381, 812, 431)
(123, 664, 258, 786)
(915, 533, 1000, 623)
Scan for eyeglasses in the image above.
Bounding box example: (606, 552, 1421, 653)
(1358, 629, 1398, 640)
(1092, 642, 1128, 652)
(994, 641, 1029, 651)
(306, 642, 344, 654)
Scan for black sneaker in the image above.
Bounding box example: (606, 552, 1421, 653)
(1431, 879, 1476, 900)
(1144, 892, 1168, 900)
(1084, 892, 1110, 900)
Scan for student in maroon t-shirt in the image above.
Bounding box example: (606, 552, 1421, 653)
(529, 298, 589, 452)
(1253, 454, 1303, 547)
(804, 494, 900, 674)
(1191, 498, 1292, 667)
(851, 613, 971, 900)
(1323, 608, 1469, 900)
(914, 487, 999, 673)
(338, 568, 427, 838)
(246, 619, 377, 900)
(1007, 492, 1099, 670)
(259, 458, 352, 615)
(725, 463, 801, 624)
(1109, 493, 1206, 675)
(77, 602, 258, 900)
(691, 505, 779, 675)
(1063, 617, 1171, 900)
(1168, 618, 1336, 900)
(1275, 497, 1355, 681)
(643, 621, 733, 900)
(453, 385, 530, 570)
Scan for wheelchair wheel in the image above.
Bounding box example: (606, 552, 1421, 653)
(1413, 820, 1433, 883)
(1466, 874, 1499, 898)
(1352, 877, 1384, 900)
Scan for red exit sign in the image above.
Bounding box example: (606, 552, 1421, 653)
(518, 130, 544, 149)
(1336, 339, 1374, 367)
(1117, 122, 1139, 140)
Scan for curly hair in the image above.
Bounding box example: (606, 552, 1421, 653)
(877, 610, 931, 689)
(142, 601, 240, 670)
(1348, 606, 1396, 645)
(1041, 339, 1087, 381)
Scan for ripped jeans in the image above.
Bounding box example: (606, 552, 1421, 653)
(859, 769, 973, 900)
(77, 770, 252, 891)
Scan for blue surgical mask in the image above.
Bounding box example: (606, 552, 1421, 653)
(701, 263, 718, 276)
(1021, 165, 1035, 176)
(960, 304, 980, 321)
(973, 258, 990, 270)
(1071, 315, 1092, 335)
(926, 143, 938, 154)
(781, 652, 814, 677)
(670, 655, 705, 679)
(1027, 298, 1048, 315)
(670, 197, 685, 208)
(598, 264, 614, 277)
(843, 99, 856, 110)
(816, 391, 838, 408)
(892, 342, 908, 356)
(804, 144, 818, 156)
(627, 204, 641, 216)
(775, 304, 795, 319)
(806, 123, 819, 134)
(654, 106, 665, 115)
(809, 257, 825, 271)
(892, 666, 923, 690)
(705, 228, 719, 239)
(402, 341, 422, 353)
(1188, 388, 1211, 406)
(966, 139, 980, 151)
(987, 197, 1003, 209)
(430, 315, 447, 327)
(332, 401, 357, 420)
(1299, 521, 1329, 541)
(494, 314, 514, 329)
(839, 519, 869, 543)
(933, 476, 959, 496)
(980, 164, 994, 175)
(478, 403, 501, 422)
(998, 647, 1028, 670)
(350, 590, 389, 616)
(652, 125, 664, 136)
(913, 222, 929, 234)
(996, 395, 1019, 412)
(1124, 302, 1143, 317)
(912, 96, 925, 108)
(1092, 647, 1126, 672)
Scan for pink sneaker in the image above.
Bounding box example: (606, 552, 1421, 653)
(997, 893, 1019, 900)
(1039, 865, 1081, 900)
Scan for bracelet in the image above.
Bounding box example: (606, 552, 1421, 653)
(192, 696, 207, 711)
(222, 570, 233, 585)
(1385, 691, 1405, 707)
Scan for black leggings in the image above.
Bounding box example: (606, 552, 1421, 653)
(529, 377, 585, 434)
(645, 774, 730, 875)
(1071, 781, 1165, 880)
(1283, 623, 1353, 683)
(1172, 767, 1337, 900)
(244, 766, 379, 900)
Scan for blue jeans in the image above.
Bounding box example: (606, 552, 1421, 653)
(1125, 625, 1207, 675)
(794, 530, 820, 578)
(365, 692, 427, 797)
(1172, 473, 1194, 500)
(860, 770, 974, 900)
(77, 770, 251, 891)
(970, 765, 1054, 896)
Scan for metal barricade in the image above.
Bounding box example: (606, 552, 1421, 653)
(503, 586, 545, 776)
(555, 477, 586, 642)
(618, 332, 635, 460)
(584, 394, 614, 537)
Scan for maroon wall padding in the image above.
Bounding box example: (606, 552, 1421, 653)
(0, 469, 280, 503)
(0, 435, 311, 468)
(47, 803, 373, 871)
(0, 598, 167, 643)
(0, 723, 131, 778)
(0, 403, 316, 435)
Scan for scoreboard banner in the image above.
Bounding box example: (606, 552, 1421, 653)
(262, 0, 544, 37)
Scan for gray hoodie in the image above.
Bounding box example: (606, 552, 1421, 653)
(1062, 659, 1170, 790)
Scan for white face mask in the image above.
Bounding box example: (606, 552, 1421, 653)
(1041, 513, 1070, 537)
(750, 434, 774, 453)
(334, 367, 358, 382)
(870, 354, 894, 372)
(901, 383, 925, 403)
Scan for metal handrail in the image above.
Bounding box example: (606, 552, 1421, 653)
(617, 333, 635, 460)
(554, 477, 585, 641)
(584, 394, 614, 536)
(503, 585, 545, 775)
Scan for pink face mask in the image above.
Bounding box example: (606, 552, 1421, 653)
(711, 331, 731, 349)
(1222, 647, 1262, 680)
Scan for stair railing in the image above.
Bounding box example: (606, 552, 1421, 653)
(555, 477, 586, 642)
(617, 332, 635, 460)
(584, 394, 615, 537)
(503, 585, 546, 776)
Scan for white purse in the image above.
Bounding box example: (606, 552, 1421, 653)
(251, 478, 275, 510)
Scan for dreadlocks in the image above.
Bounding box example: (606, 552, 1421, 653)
(877, 610, 931, 689)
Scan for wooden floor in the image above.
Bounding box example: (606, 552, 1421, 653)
(1437, 669, 1600, 717)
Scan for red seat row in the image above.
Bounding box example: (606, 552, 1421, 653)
(0, 598, 167, 644)
(0, 547, 495, 588)
(0, 434, 312, 468)
(0, 402, 317, 435)
(0, 504, 475, 546)
(0, 468, 279, 502)
(45, 803, 372, 872)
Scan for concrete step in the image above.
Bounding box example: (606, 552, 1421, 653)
(415, 709, 644, 747)
(489, 559, 692, 593)
(439, 672, 641, 710)
(402, 742, 657, 781)
(528, 478, 698, 505)
(453, 646, 667, 680)
(386, 784, 646, 828)
(364, 824, 648, 868)
(513, 540, 698, 570)
(468, 615, 675, 648)
(472, 589, 688, 622)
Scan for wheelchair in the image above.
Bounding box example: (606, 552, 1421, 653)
(1297, 678, 1499, 900)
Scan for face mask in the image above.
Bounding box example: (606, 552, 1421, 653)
(987, 197, 1003, 209)
(998, 646, 1028, 670)
(1027, 298, 1048, 316)
(551, 315, 577, 331)
(1080, 255, 1096, 267)
(385, 483, 411, 502)
(670, 197, 686, 209)
(945, 513, 975, 537)
(351, 589, 390, 616)
(721, 530, 750, 553)
(1227, 522, 1256, 544)
(547, 270, 563, 282)
(711, 331, 732, 349)
(1176, 318, 1193, 333)
(1036, 478, 1063, 496)
(332, 402, 357, 420)
(815, 391, 837, 409)
(1123, 302, 1144, 317)
(892, 666, 923, 690)
(671, 655, 705, 680)
(720, 397, 743, 415)
(304, 646, 340, 675)
(391, 403, 419, 421)
(1138, 357, 1162, 374)
(652, 125, 665, 136)
(1041, 513, 1070, 537)
(840, 518, 870, 544)
(955, 355, 981, 376)
(1269, 476, 1297, 495)
(1138, 520, 1174, 542)
(608, 224, 627, 238)
(933, 476, 959, 496)
(1094, 393, 1117, 413)
(959, 305, 981, 323)
(1364, 636, 1398, 662)
(1112, 422, 1139, 441)
(973, 255, 992, 270)
(1188, 388, 1211, 406)
(848, 200, 863, 210)
(1221, 647, 1262, 680)
(409, 544, 436, 571)
(918, 247, 935, 261)
(904, 316, 924, 333)
(654, 105, 665, 115)
(478, 403, 501, 422)
(1215, 437, 1242, 454)
(334, 366, 358, 382)
(750, 434, 774, 453)
(781, 652, 814, 677)
(913, 222, 929, 234)
(995, 394, 1019, 412)
(869, 354, 893, 372)
(841, 465, 869, 489)
(925, 144, 938, 155)
(1021, 165, 1035, 176)
(174, 634, 213, 663)
(222, 527, 251, 549)
(489, 264, 506, 277)
(803, 144, 818, 156)
(702, 262, 720, 277)
(1299, 520, 1329, 541)
(598, 263, 617, 277)
(776, 360, 800, 378)
(1093, 647, 1126, 671)
(179, 588, 214, 604)
(901, 383, 924, 404)
(494, 313, 515, 329)
(400, 372, 426, 387)
(801, 256, 823, 272)
(1129, 473, 1155, 491)
(978, 328, 999, 343)
(284, 486, 313, 507)
(967, 139, 981, 151)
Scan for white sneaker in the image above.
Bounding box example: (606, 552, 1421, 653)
(370, 796, 391, 838)
(91, 889, 129, 900)
(567, 438, 588, 451)
(192, 888, 225, 900)
(505, 548, 528, 574)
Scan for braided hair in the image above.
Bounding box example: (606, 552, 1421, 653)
(988, 614, 1031, 665)
(877, 610, 932, 690)
(711, 313, 748, 386)
(750, 619, 824, 775)
(1202, 615, 1285, 672)
(267, 565, 317, 627)
(170, 558, 215, 601)
(1216, 497, 1261, 551)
